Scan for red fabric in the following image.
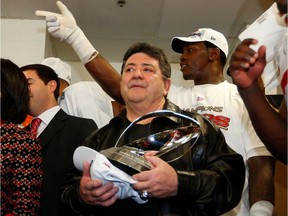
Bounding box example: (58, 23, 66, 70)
(30, 118, 41, 138)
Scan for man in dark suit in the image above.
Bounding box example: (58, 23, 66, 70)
(21, 64, 97, 216)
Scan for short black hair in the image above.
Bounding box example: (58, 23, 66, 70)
(21, 64, 60, 100)
(121, 42, 171, 79)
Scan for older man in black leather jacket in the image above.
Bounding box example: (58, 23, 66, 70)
(60, 42, 245, 216)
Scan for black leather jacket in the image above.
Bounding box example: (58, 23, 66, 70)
(60, 100, 245, 216)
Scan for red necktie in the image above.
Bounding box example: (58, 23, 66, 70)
(30, 117, 41, 138)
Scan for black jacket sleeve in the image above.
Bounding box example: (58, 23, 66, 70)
(176, 113, 245, 215)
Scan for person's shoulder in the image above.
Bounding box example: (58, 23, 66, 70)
(182, 109, 220, 132)
(169, 84, 193, 94)
(66, 81, 103, 92)
(67, 114, 96, 124)
(1, 121, 40, 144)
(220, 80, 237, 89)
(58, 109, 96, 125)
(64, 115, 98, 133)
(221, 81, 243, 99)
(181, 109, 205, 119)
(61, 81, 112, 101)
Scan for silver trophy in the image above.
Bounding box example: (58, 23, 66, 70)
(100, 110, 201, 176)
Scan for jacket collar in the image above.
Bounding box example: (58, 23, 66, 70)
(112, 99, 183, 126)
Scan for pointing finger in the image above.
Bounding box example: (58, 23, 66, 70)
(35, 10, 60, 18)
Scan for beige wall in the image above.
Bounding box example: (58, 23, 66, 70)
(1, 19, 46, 66)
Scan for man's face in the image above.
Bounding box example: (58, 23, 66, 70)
(179, 42, 210, 83)
(23, 69, 53, 116)
(120, 53, 170, 107)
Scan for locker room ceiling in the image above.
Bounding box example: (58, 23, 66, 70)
(1, 0, 274, 63)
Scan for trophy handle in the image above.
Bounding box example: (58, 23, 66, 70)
(114, 110, 201, 147)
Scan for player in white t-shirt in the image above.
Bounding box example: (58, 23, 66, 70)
(59, 81, 124, 128)
(169, 28, 275, 216)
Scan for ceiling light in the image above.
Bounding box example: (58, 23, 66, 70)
(117, 0, 126, 7)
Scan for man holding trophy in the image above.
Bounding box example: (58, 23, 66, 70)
(59, 42, 245, 215)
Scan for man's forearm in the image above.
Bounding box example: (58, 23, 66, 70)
(248, 156, 275, 206)
(248, 156, 275, 216)
(85, 54, 124, 105)
(238, 84, 287, 163)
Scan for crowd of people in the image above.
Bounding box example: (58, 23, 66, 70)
(1, 0, 286, 215)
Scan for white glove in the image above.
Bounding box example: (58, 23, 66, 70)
(35, 1, 98, 64)
(90, 150, 147, 204)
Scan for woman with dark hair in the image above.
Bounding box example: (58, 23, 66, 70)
(0, 58, 43, 215)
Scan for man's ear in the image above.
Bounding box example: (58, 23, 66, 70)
(48, 80, 57, 93)
(163, 78, 171, 96)
(208, 48, 220, 61)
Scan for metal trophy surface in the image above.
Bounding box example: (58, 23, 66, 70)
(100, 110, 201, 175)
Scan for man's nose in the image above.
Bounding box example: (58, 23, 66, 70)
(132, 68, 143, 78)
(180, 53, 186, 61)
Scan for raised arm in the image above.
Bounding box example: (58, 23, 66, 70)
(229, 38, 287, 164)
(85, 55, 123, 104)
(36, 1, 123, 104)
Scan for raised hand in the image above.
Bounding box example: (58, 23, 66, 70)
(229, 38, 267, 89)
(35, 1, 97, 64)
(36, 1, 78, 41)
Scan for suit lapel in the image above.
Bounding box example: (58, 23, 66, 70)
(39, 109, 68, 149)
